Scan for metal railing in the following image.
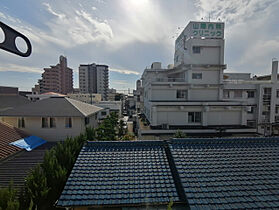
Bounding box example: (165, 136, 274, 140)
(153, 78, 185, 82)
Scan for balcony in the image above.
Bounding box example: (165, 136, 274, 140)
(152, 78, 185, 83)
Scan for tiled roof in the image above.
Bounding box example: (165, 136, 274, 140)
(57, 141, 180, 207)
(0, 122, 28, 160)
(0, 142, 56, 189)
(0, 97, 103, 117)
(57, 138, 279, 209)
(170, 138, 279, 209)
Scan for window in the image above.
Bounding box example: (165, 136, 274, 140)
(42, 117, 48, 128)
(50, 117, 56, 128)
(101, 111, 107, 116)
(277, 90, 279, 98)
(234, 90, 242, 98)
(248, 106, 254, 114)
(192, 73, 202, 79)
(65, 117, 72, 128)
(177, 90, 188, 99)
(264, 88, 271, 95)
(85, 117, 90, 125)
(18, 117, 25, 128)
(276, 106, 279, 114)
(188, 112, 202, 123)
(247, 120, 256, 128)
(192, 46, 201, 54)
(247, 90, 255, 98)
(223, 90, 230, 98)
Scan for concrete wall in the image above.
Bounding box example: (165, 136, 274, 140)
(207, 111, 242, 125)
(183, 39, 224, 65)
(153, 106, 244, 126)
(190, 89, 219, 100)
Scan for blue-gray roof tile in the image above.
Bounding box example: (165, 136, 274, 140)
(57, 137, 279, 209)
(57, 141, 180, 207)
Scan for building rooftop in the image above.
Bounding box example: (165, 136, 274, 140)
(0, 122, 29, 160)
(0, 95, 31, 111)
(57, 137, 279, 209)
(0, 97, 103, 117)
(0, 142, 56, 189)
(57, 141, 180, 207)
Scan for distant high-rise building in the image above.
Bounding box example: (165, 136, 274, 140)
(38, 56, 73, 94)
(79, 63, 109, 100)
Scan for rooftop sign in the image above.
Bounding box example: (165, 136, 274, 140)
(176, 21, 225, 43)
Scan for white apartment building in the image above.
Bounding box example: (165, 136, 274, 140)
(139, 21, 279, 136)
(79, 64, 109, 100)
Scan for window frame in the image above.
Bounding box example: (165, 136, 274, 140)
(42, 117, 49, 128)
(248, 106, 254, 114)
(188, 112, 202, 123)
(49, 117, 56, 128)
(234, 90, 242, 98)
(247, 90, 255, 98)
(192, 73, 202, 79)
(192, 46, 201, 54)
(223, 90, 230, 99)
(65, 117, 72, 128)
(18, 117, 25, 128)
(176, 89, 188, 99)
(85, 117, 90, 125)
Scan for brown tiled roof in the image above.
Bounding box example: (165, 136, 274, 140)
(0, 142, 56, 189)
(0, 122, 29, 160)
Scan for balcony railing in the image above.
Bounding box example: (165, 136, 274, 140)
(153, 78, 185, 82)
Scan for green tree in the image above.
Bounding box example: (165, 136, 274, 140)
(167, 199, 173, 210)
(25, 165, 49, 209)
(41, 149, 67, 207)
(121, 133, 135, 141)
(96, 113, 119, 141)
(174, 130, 187, 138)
(0, 181, 19, 210)
(85, 126, 95, 140)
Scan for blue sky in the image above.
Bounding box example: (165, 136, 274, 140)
(0, 0, 279, 91)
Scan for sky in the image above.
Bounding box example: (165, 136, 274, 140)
(0, 0, 279, 91)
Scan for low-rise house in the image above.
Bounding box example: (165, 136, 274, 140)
(94, 101, 122, 120)
(0, 97, 103, 141)
(57, 137, 279, 209)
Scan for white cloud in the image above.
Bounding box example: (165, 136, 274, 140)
(194, 0, 279, 74)
(43, 2, 66, 19)
(194, 0, 276, 25)
(0, 64, 41, 73)
(110, 68, 140, 75)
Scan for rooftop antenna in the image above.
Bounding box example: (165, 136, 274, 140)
(209, 13, 211, 22)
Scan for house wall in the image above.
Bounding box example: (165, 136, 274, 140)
(1, 115, 98, 141)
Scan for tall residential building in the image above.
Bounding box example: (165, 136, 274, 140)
(138, 21, 279, 137)
(79, 64, 109, 100)
(38, 56, 73, 94)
